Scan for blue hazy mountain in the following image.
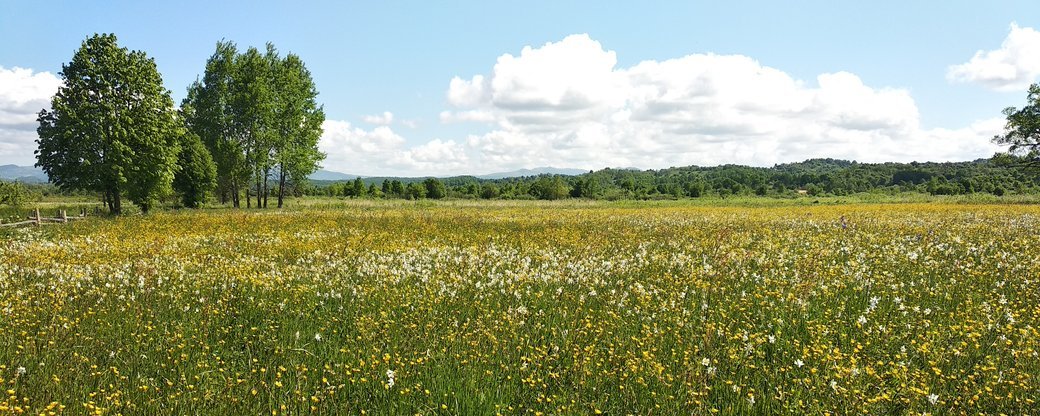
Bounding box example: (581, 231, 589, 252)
(0, 165, 47, 183)
(476, 167, 587, 179)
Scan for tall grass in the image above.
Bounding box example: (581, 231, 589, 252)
(1, 202, 1037, 414)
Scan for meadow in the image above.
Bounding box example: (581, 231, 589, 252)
(1, 201, 1038, 415)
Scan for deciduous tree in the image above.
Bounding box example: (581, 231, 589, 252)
(173, 132, 217, 208)
(182, 41, 246, 207)
(995, 83, 1040, 170)
(273, 53, 325, 208)
(36, 33, 180, 214)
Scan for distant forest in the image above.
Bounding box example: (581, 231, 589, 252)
(308, 156, 1040, 200)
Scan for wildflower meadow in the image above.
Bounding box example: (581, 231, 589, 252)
(1, 201, 1038, 415)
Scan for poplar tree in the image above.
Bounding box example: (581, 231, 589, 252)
(184, 41, 324, 208)
(273, 53, 325, 208)
(182, 41, 246, 207)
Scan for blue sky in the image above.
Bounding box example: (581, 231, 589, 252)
(2, 1, 1039, 175)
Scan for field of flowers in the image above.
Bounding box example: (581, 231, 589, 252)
(1, 201, 1038, 415)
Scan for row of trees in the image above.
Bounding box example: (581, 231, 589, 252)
(324, 178, 448, 199)
(35, 34, 324, 214)
(181, 42, 324, 209)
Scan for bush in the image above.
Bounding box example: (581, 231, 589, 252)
(0, 181, 34, 207)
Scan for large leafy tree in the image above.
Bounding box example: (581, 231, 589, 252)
(183, 41, 247, 207)
(36, 33, 180, 214)
(232, 45, 276, 208)
(273, 53, 325, 208)
(994, 83, 1040, 170)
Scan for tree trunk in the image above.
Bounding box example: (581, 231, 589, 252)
(262, 167, 269, 208)
(277, 167, 286, 208)
(112, 190, 122, 216)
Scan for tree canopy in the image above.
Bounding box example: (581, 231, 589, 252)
(994, 83, 1040, 170)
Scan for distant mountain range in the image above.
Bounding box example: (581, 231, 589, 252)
(308, 169, 361, 181)
(0, 165, 47, 183)
(476, 167, 587, 179)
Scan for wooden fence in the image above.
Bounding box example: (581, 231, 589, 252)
(0, 208, 90, 228)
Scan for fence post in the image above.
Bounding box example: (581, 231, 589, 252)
(33, 208, 40, 226)
(60, 210, 67, 223)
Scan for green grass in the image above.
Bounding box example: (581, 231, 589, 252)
(0, 201, 1038, 414)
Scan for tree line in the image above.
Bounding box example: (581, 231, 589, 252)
(34, 34, 324, 214)
(307, 155, 1040, 201)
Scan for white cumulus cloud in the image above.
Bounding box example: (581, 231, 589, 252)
(948, 23, 1040, 91)
(440, 34, 1002, 173)
(0, 66, 61, 165)
(362, 111, 394, 125)
(319, 120, 468, 176)
(390, 139, 469, 173)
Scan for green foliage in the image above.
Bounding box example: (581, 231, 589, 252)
(529, 175, 570, 200)
(391, 180, 405, 197)
(994, 83, 1040, 170)
(352, 178, 366, 197)
(173, 132, 217, 208)
(423, 178, 446, 199)
(182, 41, 245, 206)
(479, 183, 500, 199)
(273, 53, 326, 207)
(405, 182, 427, 199)
(0, 181, 34, 207)
(571, 176, 599, 198)
(36, 33, 180, 214)
(306, 156, 1040, 201)
(183, 41, 325, 208)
